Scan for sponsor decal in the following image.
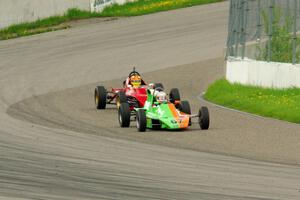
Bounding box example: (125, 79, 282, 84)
(157, 107, 165, 116)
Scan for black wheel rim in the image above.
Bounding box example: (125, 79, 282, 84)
(118, 111, 122, 125)
(95, 91, 99, 106)
(137, 116, 140, 129)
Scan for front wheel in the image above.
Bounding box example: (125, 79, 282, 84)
(137, 109, 147, 132)
(95, 86, 107, 109)
(199, 106, 209, 130)
(117, 91, 127, 108)
(118, 103, 131, 127)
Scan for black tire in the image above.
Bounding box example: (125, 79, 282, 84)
(137, 109, 147, 132)
(95, 86, 107, 109)
(117, 91, 127, 108)
(118, 103, 131, 127)
(179, 100, 192, 126)
(199, 106, 209, 130)
(154, 83, 164, 91)
(179, 101, 191, 114)
(169, 88, 180, 103)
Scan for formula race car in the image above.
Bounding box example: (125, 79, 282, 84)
(117, 85, 210, 132)
(94, 68, 164, 110)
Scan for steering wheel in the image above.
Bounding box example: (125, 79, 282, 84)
(155, 87, 163, 92)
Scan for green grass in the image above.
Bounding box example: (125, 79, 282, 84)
(204, 79, 300, 123)
(0, 9, 99, 40)
(100, 0, 224, 16)
(0, 0, 224, 40)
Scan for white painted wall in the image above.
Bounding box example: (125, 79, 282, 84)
(0, 0, 90, 29)
(226, 57, 300, 88)
(90, 0, 136, 12)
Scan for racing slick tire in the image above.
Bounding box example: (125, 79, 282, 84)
(179, 101, 191, 114)
(95, 86, 107, 109)
(199, 106, 209, 130)
(179, 100, 192, 126)
(117, 91, 127, 108)
(154, 83, 164, 91)
(169, 88, 181, 103)
(137, 109, 147, 132)
(118, 103, 131, 127)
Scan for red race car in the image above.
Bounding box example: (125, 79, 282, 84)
(94, 68, 163, 110)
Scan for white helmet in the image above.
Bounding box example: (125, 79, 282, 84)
(148, 83, 155, 89)
(156, 91, 167, 103)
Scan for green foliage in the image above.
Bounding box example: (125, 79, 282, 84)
(257, 6, 300, 63)
(0, 0, 224, 40)
(205, 79, 300, 123)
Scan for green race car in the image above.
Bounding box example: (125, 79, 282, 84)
(118, 85, 209, 132)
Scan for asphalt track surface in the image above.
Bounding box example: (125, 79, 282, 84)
(1, 2, 300, 199)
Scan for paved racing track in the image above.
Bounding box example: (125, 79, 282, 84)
(1, 2, 300, 199)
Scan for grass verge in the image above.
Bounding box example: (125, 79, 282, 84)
(204, 79, 300, 123)
(0, 0, 224, 40)
(0, 9, 100, 40)
(100, 0, 224, 16)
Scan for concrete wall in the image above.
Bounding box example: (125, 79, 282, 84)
(0, 0, 136, 28)
(0, 0, 90, 29)
(226, 57, 300, 89)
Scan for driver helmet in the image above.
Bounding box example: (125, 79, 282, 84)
(156, 91, 167, 103)
(148, 83, 155, 89)
(130, 74, 142, 88)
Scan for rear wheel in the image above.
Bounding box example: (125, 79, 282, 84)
(154, 83, 164, 91)
(169, 88, 180, 103)
(179, 101, 191, 126)
(137, 109, 147, 132)
(179, 101, 191, 114)
(116, 91, 127, 108)
(118, 103, 131, 127)
(199, 106, 209, 130)
(95, 86, 107, 109)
